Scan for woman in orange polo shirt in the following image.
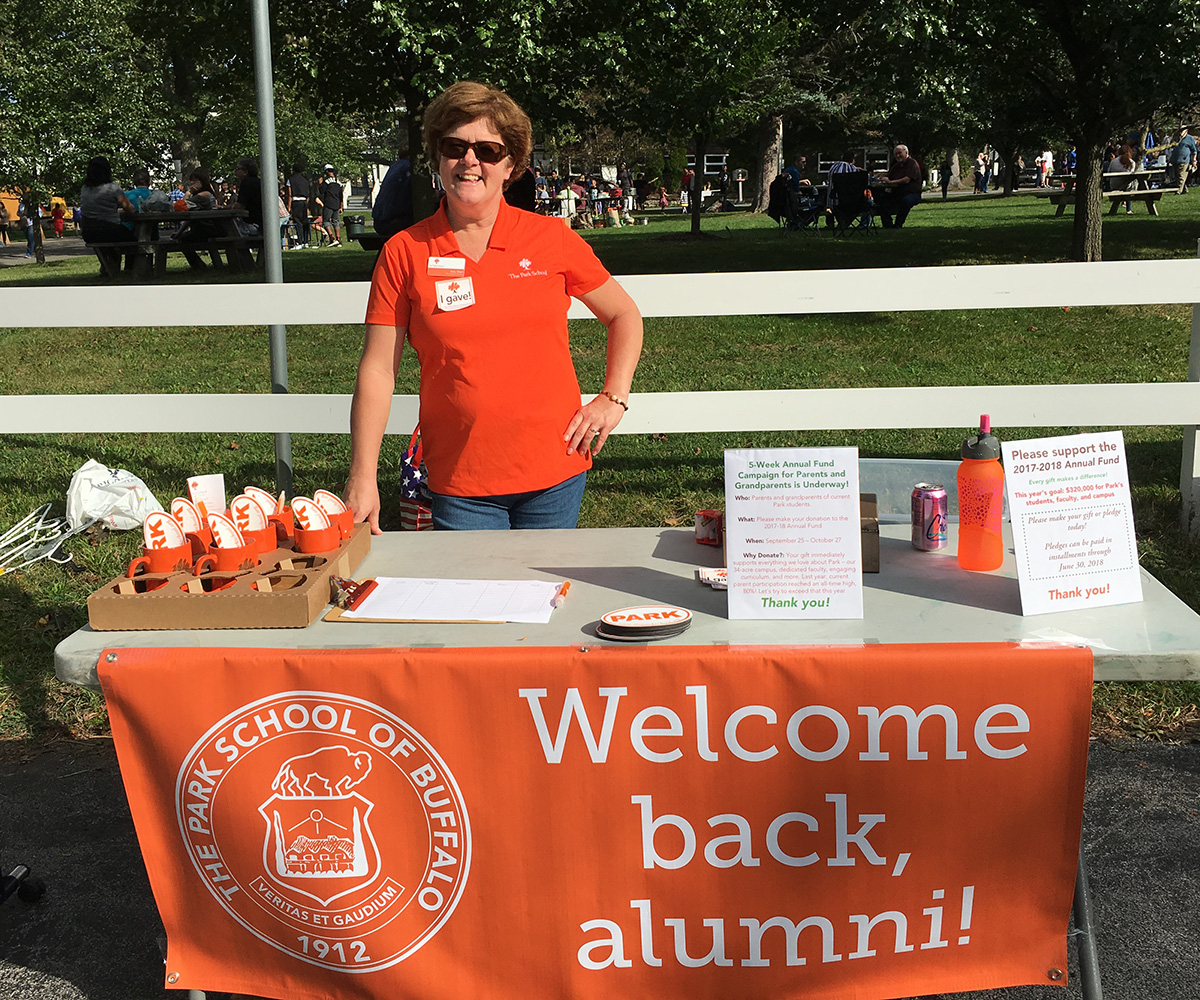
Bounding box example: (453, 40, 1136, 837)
(347, 81, 643, 532)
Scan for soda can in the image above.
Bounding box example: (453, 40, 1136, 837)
(911, 483, 948, 551)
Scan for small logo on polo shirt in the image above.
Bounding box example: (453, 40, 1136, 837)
(509, 256, 548, 280)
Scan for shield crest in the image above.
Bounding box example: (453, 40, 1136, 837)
(258, 792, 381, 906)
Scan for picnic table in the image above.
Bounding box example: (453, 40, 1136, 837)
(1039, 170, 1167, 216)
(89, 208, 258, 279)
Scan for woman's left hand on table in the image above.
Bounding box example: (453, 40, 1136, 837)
(564, 396, 625, 456)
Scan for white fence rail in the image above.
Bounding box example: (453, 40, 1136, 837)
(2, 259, 1199, 327)
(3, 260, 1200, 527)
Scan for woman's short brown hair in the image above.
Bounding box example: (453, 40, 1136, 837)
(423, 81, 532, 188)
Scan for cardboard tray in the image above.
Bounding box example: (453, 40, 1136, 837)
(87, 524, 371, 631)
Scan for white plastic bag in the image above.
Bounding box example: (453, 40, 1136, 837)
(66, 459, 163, 531)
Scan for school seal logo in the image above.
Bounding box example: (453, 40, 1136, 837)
(176, 692, 470, 973)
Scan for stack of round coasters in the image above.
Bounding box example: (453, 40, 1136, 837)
(596, 605, 692, 642)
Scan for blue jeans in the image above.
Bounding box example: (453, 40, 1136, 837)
(431, 472, 587, 530)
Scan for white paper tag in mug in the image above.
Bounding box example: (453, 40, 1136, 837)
(435, 276, 476, 312)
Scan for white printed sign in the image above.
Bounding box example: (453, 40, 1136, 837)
(1002, 430, 1142, 616)
(724, 447, 862, 619)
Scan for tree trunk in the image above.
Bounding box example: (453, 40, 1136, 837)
(753, 114, 782, 213)
(690, 130, 706, 235)
(171, 130, 202, 184)
(1071, 140, 1104, 262)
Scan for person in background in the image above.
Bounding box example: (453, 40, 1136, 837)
(371, 150, 413, 241)
(79, 156, 137, 275)
(680, 167, 693, 210)
(939, 150, 953, 200)
(123, 168, 154, 232)
(286, 163, 312, 247)
(875, 143, 924, 229)
(824, 149, 864, 226)
(278, 183, 293, 248)
(317, 164, 343, 246)
(782, 153, 810, 192)
(347, 80, 643, 533)
(309, 211, 331, 246)
(50, 202, 65, 238)
(618, 162, 634, 211)
(634, 172, 650, 210)
(0, 202, 9, 245)
(716, 163, 729, 206)
(503, 166, 537, 211)
(18, 199, 36, 257)
(1171, 125, 1196, 194)
(1104, 144, 1138, 213)
(176, 168, 222, 270)
(229, 156, 263, 267)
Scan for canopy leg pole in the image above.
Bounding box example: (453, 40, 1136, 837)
(1072, 848, 1104, 1000)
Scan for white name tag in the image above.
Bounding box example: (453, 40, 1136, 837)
(435, 276, 476, 312)
(428, 256, 466, 275)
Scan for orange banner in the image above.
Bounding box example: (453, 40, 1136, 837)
(99, 643, 1092, 1000)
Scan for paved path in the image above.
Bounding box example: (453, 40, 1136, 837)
(0, 738, 1196, 999)
(0, 235, 95, 268)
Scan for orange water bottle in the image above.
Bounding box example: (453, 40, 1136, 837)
(957, 414, 1005, 571)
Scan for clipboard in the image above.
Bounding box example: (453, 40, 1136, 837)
(326, 576, 564, 624)
(323, 577, 549, 624)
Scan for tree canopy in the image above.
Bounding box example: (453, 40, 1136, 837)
(3, 0, 1199, 260)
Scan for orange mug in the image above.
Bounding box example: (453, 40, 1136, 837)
(330, 509, 354, 539)
(270, 506, 295, 537)
(193, 545, 259, 575)
(293, 524, 341, 553)
(241, 526, 278, 556)
(186, 528, 213, 560)
(127, 543, 193, 578)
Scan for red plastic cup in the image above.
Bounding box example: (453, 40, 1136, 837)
(127, 543, 193, 578)
(293, 524, 341, 553)
(193, 545, 260, 574)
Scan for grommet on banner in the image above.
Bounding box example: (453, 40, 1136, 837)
(166, 972, 179, 984)
(105, 653, 118, 663)
(1047, 968, 1064, 981)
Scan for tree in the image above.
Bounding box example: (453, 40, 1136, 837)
(274, 0, 595, 218)
(0, 0, 170, 261)
(827, 0, 1200, 260)
(600, 0, 781, 233)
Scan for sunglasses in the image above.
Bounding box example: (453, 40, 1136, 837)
(438, 137, 508, 164)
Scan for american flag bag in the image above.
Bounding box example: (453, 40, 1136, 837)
(400, 427, 434, 530)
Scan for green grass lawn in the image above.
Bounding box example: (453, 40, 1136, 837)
(2, 190, 1199, 740)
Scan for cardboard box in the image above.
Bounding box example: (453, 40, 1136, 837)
(87, 524, 371, 631)
(861, 493, 880, 574)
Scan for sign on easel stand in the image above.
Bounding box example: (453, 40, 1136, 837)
(723, 448, 862, 619)
(1002, 430, 1143, 616)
